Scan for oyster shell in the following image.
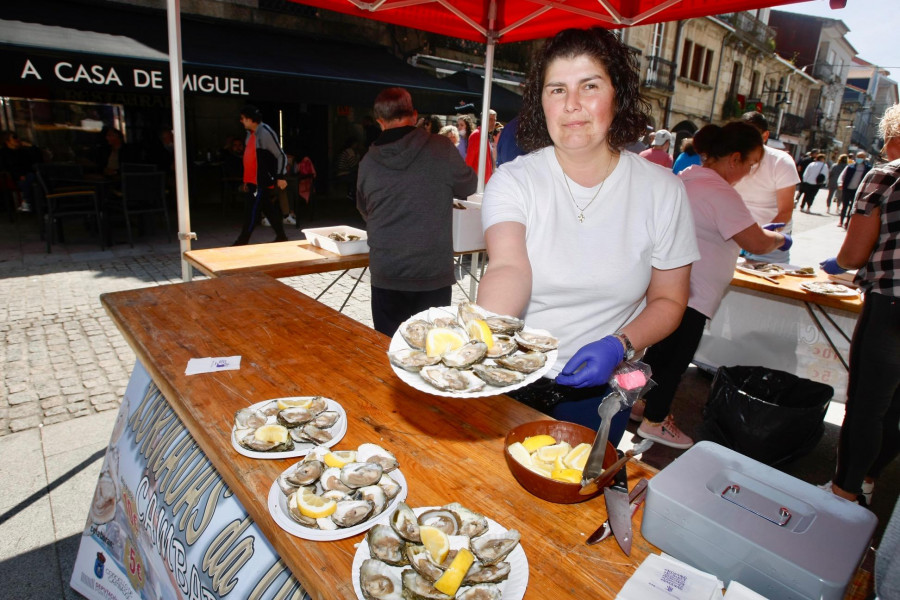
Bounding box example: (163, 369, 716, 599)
(322, 490, 353, 503)
(457, 302, 485, 327)
(296, 423, 334, 445)
(358, 443, 400, 472)
(316, 517, 338, 531)
(238, 425, 294, 453)
(494, 351, 546, 374)
(311, 410, 340, 429)
(444, 503, 489, 539)
(470, 530, 520, 565)
(390, 502, 421, 542)
(340, 462, 384, 488)
(378, 473, 402, 500)
(282, 459, 324, 487)
(483, 315, 524, 335)
(456, 583, 502, 600)
(405, 545, 445, 582)
(420, 366, 485, 393)
(515, 329, 559, 352)
(471, 364, 526, 387)
(359, 558, 404, 600)
(441, 341, 488, 368)
(388, 348, 442, 372)
(234, 407, 266, 429)
(462, 562, 511, 584)
(485, 335, 518, 359)
(286, 493, 318, 527)
(400, 320, 432, 350)
(306, 396, 329, 416)
(259, 401, 281, 417)
(417, 509, 460, 535)
(431, 316, 457, 329)
(276, 406, 315, 427)
(355, 485, 388, 516)
(331, 499, 374, 527)
(367, 524, 408, 567)
(401, 569, 452, 600)
(320, 467, 353, 493)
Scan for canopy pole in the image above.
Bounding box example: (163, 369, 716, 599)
(166, 0, 195, 281)
(476, 1, 498, 194)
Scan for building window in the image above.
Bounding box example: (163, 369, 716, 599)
(680, 39, 713, 85)
(728, 62, 743, 97)
(750, 70, 760, 99)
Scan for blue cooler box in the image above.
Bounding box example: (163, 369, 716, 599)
(641, 441, 877, 600)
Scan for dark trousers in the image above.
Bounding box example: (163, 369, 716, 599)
(839, 188, 857, 224)
(370, 285, 452, 337)
(233, 184, 287, 245)
(834, 293, 900, 494)
(799, 182, 820, 211)
(641, 307, 709, 423)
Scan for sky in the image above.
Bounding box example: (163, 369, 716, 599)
(774, 0, 897, 80)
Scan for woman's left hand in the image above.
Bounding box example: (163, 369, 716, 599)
(555, 336, 624, 389)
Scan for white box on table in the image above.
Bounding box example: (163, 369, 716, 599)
(452, 199, 485, 253)
(301, 225, 369, 255)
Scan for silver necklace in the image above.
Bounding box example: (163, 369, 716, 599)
(562, 155, 612, 223)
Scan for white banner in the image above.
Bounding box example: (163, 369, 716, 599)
(695, 287, 857, 402)
(70, 361, 307, 600)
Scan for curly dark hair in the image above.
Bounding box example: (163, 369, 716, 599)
(517, 28, 650, 153)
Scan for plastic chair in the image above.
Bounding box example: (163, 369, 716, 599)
(35, 164, 104, 253)
(107, 171, 170, 247)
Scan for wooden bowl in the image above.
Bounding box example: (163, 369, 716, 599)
(504, 420, 617, 504)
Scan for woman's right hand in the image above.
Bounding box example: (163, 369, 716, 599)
(555, 336, 625, 389)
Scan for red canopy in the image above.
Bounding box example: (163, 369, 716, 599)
(288, 0, 811, 43)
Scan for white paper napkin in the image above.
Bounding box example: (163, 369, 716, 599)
(723, 581, 769, 600)
(185, 356, 241, 375)
(616, 553, 723, 600)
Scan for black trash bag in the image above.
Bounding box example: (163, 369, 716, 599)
(700, 366, 833, 466)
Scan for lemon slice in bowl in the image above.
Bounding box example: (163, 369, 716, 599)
(521, 434, 556, 453)
(550, 467, 582, 484)
(419, 525, 450, 564)
(277, 397, 314, 410)
(323, 450, 357, 468)
(466, 319, 494, 350)
(507, 441, 532, 468)
(564, 443, 591, 470)
(293, 489, 336, 519)
(536, 442, 572, 463)
(425, 327, 466, 357)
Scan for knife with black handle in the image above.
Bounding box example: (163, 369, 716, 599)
(586, 477, 649, 546)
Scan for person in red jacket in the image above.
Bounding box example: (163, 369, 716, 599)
(466, 110, 496, 183)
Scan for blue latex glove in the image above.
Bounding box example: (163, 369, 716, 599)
(778, 233, 793, 252)
(762, 222, 785, 231)
(555, 335, 624, 389)
(820, 257, 847, 275)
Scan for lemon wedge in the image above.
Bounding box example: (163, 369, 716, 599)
(553, 455, 567, 472)
(521, 434, 556, 453)
(550, 467, 582, 484)
(419, 525, 450, 564)
(528, 459, 553, 478)
(323, 450, 357, 468)
(433, 547, 475, 596)
(254, 424, 289, 444)
(536, 442, 572, 463)
(293, 489, 336, 519)
(467, 319, 494, 350)
(507, 442, 532, 468)
(277, 397, 314, 410)
(425, 327, 466, 357)
(564, 443, 592, 470)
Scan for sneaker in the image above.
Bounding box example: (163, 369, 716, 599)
(861, 481, 874, 506)
(637, 415, 693, 449)
(629, 399, 645, 423)
(283, 214, 297, 225)
(261, 216, 271, 227)
(16, 202, 32, 212)
(818, 481, 861, 505)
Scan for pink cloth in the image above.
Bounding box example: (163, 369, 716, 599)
(296, 156, 316, 202)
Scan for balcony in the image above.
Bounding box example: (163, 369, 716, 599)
(717, 12, 776, 51)
(642, 55, 676, 93)
(814, 61, 840, 83)
(779, 112, 808, 136)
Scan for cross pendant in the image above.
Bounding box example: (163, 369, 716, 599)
(577, 212, 585, 223)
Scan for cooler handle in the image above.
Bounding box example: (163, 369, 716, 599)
(721, 485, 792, 527)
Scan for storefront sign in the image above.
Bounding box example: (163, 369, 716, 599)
(70, 362, 306, 600)
(10, 54, 249, 97)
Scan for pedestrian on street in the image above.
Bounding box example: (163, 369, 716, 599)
(837, 151, 873, 228)
(639, 129, 674, 168)
(819, 103, 900, 506)
(798, 153, 829, 213)
(826, 154, 849, 213)
(356, 87, 477, 336)
(232, 105, 289, 246)
(465, 109, 496, 183)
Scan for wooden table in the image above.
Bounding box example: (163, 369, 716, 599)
(100, 272, 658, 600)
(730, 269, 862, 313)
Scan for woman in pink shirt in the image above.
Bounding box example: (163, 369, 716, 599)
(633, 122, 791, 448)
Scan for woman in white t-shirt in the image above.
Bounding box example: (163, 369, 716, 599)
(636, 122, 791, 448)
(477, 28, 700, 437)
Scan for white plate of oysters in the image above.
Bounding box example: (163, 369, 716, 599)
(232, 396, 347, 459)
(353, 503, 528, 600)
(388, 304, 558, 399)
(268, 443, 409, 541)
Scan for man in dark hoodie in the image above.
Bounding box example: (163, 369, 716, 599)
(357, 87, 478, 336)
(232, 104, 289, 246)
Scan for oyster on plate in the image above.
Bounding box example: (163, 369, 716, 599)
(401, 569, 453, 600)
(292, 422, 333, 445)
(388, 348, 442, 372)
(419, 366, 485, 393)
(280, 459, 324, 489)
(238, 424, 294, 453)
(416, 509, 460, 536)
(461, 561, 511, 585)
(390, 502, 421, 542)
(405, 545, 446, 582)
(331, 499, 374, 527)
(311, 410, 340, 429)
(276, 406, 316, 427)
(442, 341, 488, 369)
(444, 503, 489, 539)
(483, 315, 524, 335)
(358, 443, 400, 472)
(470, 530, 521, 565)
(494, 351, 546, 374)
(401, 320, 432, 350)
(340, 462, 384, 488)
(457, 302, 485, 327)
(515, 329, 559, 352)
(485, 335, 518, 359)
(355, 485, 388, 516)
(471, 364, 525, 388)
(234, 407, 266, 429)
(367, 524, 409, 567)
(378, 474, 402, 500)
(456, 583, 503, 600)
(320, 467, 354, 493)
(359, 558, 404, 600)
